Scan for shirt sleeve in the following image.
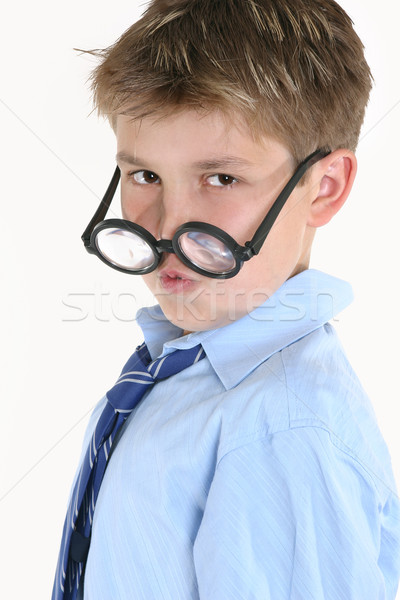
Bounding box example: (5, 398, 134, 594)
(193, 426, 390, 600)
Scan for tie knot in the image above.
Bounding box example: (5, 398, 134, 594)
(147, 343, 206, 381)
(106, 342, 206, 413)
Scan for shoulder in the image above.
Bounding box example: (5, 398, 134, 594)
(195, 422, 400, 600)
(217, 323, 395, 502)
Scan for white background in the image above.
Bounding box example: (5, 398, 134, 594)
(1, 0, 399, 597)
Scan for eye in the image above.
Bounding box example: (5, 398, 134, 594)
(206, 174, 238, 187)
(131, 170, 160, 184)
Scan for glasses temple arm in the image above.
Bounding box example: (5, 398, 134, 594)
(81, 166, 121, 247)
(245, 149, 329, 256)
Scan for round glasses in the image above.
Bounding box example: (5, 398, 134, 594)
(92, 220, 252, 278)
(82, 149, 329, 279)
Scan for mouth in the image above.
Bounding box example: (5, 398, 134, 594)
(158, 267, 197, 292)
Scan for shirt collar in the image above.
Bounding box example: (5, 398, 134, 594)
(136, 269, 353, 390)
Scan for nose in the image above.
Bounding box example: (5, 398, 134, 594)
(157, 183, 192, 241)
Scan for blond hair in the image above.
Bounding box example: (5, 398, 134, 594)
(86, 0, 372, 163)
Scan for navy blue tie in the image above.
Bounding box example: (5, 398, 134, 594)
(52, 342, 205, 600)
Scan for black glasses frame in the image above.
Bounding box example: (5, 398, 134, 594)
(82, 148, 329, 279)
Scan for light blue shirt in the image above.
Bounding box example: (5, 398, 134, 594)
(79, 269, 400, 599)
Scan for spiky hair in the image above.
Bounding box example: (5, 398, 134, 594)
(86, 0, 372, 162)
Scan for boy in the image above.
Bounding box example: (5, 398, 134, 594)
(53, 0, 400, 598)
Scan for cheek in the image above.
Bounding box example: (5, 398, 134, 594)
(141, 271, 161, 299)
(121, 194, 161, 234)
(224, 191, 278, 246)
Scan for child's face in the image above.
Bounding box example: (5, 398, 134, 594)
(116, 110, 318, 332)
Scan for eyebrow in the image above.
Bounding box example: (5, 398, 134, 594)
(116, 152, 141, 166)
(115, 152, 255, 170)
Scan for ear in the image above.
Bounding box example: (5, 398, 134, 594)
(307, 149, 357, 227)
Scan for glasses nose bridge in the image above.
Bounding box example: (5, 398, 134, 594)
(157, 238, 175, 254)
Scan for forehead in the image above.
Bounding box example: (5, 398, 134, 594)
(115, 110, 292, 169)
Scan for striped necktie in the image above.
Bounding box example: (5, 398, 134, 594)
(52, 342, 206, 600)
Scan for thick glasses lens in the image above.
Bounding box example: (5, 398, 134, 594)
(95, 227, 156, 271)
(178, 231, 236, 274)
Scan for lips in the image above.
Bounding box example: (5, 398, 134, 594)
(158, 266, 197, 292)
